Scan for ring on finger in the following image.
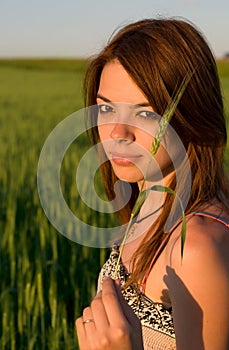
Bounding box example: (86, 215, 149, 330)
(83, 318, 94, 324)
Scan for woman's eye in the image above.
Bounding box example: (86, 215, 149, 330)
(137, 110, 158, 119)
(98, 104, 114, 114)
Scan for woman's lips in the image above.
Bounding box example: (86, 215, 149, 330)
(110, 153, 142, 166)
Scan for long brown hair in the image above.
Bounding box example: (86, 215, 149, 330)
(84, 18, 229, 283)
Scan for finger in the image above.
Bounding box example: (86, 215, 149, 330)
(83, 306, 96, 330)
(101, 277, 127, 326)
(114, 279, 141, 325)
(75, 316, 87, 350)
(91, 292, 110, 331)
(82, 307, 98, 348)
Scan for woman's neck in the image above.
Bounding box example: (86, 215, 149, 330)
(137, 171, 175, 219)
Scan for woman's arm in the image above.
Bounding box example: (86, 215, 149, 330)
(76, 278, 144, 350)
(166, 219, 229, 349)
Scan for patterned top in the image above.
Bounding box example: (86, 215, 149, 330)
(97, 212, 229, 350)
(98, 246, 175, 335)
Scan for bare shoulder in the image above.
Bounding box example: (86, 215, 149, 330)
(166, 212, 229, 291)
(169, 212, 229, 266)
(164, 210, 229, 349)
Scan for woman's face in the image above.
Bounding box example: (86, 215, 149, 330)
(97, 60, 176, 186)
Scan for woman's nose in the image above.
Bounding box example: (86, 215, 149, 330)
(110, 123, 135, 143)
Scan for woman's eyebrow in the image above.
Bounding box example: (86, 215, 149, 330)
(97, 94, 151, 108)
(96, 94, 112, 103)
(130, 102, 151, 109)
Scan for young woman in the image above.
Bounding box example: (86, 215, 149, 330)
(76, 18, 229, 349)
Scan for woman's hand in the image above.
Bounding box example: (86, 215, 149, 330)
(76, 277, 144, 350)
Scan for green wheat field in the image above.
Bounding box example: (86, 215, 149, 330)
(0, 59, 229, 350)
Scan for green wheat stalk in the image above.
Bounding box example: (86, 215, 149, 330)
(113, 71, 194, 279)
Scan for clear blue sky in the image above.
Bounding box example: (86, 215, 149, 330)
(1, 0, 229, 58)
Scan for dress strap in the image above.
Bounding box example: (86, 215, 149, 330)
(140, 211, 229, 293)
(168, 211, 229, 232)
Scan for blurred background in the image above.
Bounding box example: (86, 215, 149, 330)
(1, 0, 229, 59)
